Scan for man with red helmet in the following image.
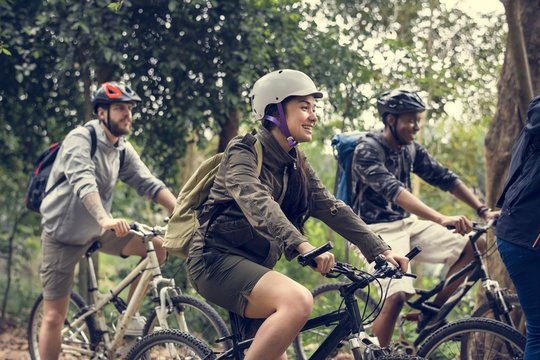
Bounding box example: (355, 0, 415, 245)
(38, 81, 176, 359)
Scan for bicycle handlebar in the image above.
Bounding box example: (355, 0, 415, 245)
(446, 218, 497, 232)
(297, 242, 334, 268)
(128, 222, 168, 237)
(298, 242, 421, 284)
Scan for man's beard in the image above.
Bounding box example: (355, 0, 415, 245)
(109, 120, 131, 137)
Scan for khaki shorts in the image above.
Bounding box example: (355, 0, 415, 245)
(40, 230, 135, 299)
(353, 216, 468, 298)
(187, 249, 271, 338)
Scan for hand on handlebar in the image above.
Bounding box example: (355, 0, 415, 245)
(101, 218, 131, 237)
(382, 250, 409, 272)
(313, 252, 335, 275)
(482, 209, 501, 222)
(297, 242, 335, 275)
(440, 215, 472, 235)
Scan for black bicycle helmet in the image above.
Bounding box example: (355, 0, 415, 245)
(91, 81, 141, 113)
(377, 89, 426, 121)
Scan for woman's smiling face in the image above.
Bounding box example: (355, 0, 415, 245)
(284, 95, 317, 144)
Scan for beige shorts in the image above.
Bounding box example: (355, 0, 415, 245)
(40, 230, 135, 299)
(353, 216, 468, 298)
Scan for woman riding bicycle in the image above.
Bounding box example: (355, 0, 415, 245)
(186, 69, 409, 360)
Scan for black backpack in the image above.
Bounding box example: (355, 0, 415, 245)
(25, 125, 125, 213)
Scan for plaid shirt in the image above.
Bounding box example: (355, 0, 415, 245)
(351, 130, 460, 224)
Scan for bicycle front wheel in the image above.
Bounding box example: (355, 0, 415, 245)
(472, 292, 524, 330)
(292, 282, 378, 360)
(28, 292, 98, 360)
(416, 317, 525, 359)
(143, 294, 231, 350)
(126, 329, 215, 360)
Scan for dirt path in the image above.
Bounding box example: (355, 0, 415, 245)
(0, 325, 30, 360)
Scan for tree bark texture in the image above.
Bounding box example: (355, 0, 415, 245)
(218, 110, 240, 153)
(485, 0, 540, 289)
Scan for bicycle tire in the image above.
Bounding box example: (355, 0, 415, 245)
(28, 292, 98, 360)
(378, 356, 424, 360)
(416, 317, 525, 359)
(126, 329, 216, 360)
(143, 293, 231, 350)
(292, 282, 379, 360)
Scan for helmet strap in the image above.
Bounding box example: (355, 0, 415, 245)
(263, 102, 297, 147)
(105, 107, 114, 133)
(389, 115, 408, 146)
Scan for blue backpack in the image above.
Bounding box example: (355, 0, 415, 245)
(331, 132, 367, 206)
(332, 132, 415, 208)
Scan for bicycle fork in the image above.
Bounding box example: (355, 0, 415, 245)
(483, 279, 515, 326)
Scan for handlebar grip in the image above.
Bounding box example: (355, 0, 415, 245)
(404, 246, 422, 260)
(298, 242, 333, 267)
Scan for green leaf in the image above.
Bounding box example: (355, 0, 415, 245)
(107, 2, 122, 12)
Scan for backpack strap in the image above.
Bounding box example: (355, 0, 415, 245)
(85, 124, 98, 158)
(200, 132, 263, 228)
(254, 139, 263, 176)
(45, 125, 98, 196)
(242, 131, 263, 176)
(119, 149, 126, 170)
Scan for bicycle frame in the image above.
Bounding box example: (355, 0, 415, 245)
(216, 260, 400, 360)
(405, 220, 514, 346)
(60, 224, 183, 357)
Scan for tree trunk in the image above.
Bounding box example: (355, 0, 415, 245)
(485, 0, 540, 292)
(77, 65, 103, 302)
(1, 209, 28, 325)
(218, 110, 240, 152)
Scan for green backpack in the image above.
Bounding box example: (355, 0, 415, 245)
(164, 136, 263, 259)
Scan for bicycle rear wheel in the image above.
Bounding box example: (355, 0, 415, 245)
(143, 294, 231, 350)
(28, 292, 98, 360)
(416, 317, 525, 359)
(126, 329, 215, 360)
(292, 282, 378, 360)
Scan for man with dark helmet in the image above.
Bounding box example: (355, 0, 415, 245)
(350, 89, 498, 347)
(38, 81, 176, 360)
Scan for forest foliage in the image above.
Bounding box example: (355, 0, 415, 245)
(0, 0, 506, 325)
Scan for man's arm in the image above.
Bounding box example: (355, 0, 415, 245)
(154, 188, 177, 215)
(395, 188, 472, 234)
(450, 181, 499, 220)
(82, 192, 131, 236)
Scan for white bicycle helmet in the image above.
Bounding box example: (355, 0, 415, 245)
(249, 69, 323, 120)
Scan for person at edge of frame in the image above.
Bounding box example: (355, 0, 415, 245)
(496, 93, 540, 360)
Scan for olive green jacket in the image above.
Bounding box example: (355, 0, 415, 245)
(190, 126, 390, 269)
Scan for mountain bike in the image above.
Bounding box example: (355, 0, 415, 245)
(27, 221, 230, 359)
(124, 242, 428, 359)
(299, 219, 521, 357)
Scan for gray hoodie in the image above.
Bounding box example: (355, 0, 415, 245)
(40, 120, 166, 244)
